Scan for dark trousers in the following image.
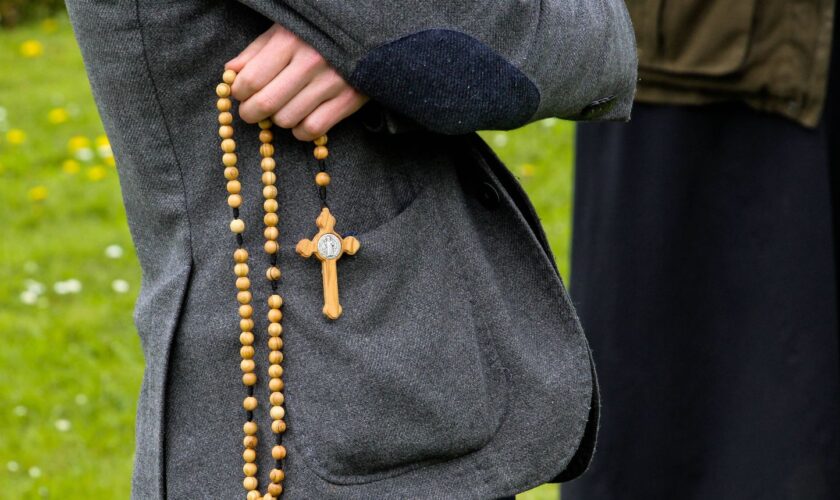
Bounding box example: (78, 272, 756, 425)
(564, 30, 840, 500)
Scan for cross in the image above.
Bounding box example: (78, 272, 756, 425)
(296, 207, 360, 320)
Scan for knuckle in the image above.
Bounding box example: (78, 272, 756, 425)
(273, 111, 297, 129)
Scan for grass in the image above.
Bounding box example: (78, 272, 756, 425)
(0, 15, 572, 500)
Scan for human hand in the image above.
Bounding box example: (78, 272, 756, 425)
(225, 23, 368, 141)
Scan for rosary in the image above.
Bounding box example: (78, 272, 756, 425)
(216, 69, 360, 499)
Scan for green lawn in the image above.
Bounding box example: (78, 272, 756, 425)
(0, 15, 571, 500)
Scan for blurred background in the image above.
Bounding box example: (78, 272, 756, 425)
(0, 5, 572, 498)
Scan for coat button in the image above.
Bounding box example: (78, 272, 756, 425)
(478, 180, 501, 208)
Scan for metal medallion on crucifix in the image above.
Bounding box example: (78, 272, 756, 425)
(296, 207, 360, 320)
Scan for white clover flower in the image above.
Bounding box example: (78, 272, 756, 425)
(20, 290, 38, 305)
(6, 461, 19, 472)
(104, 244, 124, 259)
(74, 147, 94, 161)
(54, 279, 82, 295)
(54, 419, 71, 432)
(28, 466, 42, 478)
(111, 279, 130, 294)
(23, 279, 45, 295)
(97, 144, 113, 158)
(492, 133, 508, 147)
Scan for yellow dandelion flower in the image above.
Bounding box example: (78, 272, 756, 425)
(67, 135, 90, 153)
(95, 135, 110, 148)
(62, 159, 81, 174)
(86, 165, 107, 181)
(20, 40, 44, 58)
(28, 185, 48, 201)
(47, 108, 69, 125)
(104, 156, 116, 167)
(6, 129, 26, 145)
(520, 163, 536, 178)
(41, 18, 59, 33)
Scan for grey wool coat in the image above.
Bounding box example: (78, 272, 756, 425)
(66, 1, 637, 498)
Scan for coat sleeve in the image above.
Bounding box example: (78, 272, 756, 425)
(234, 0, 638, 134)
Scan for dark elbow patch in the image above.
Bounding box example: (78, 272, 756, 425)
(349, 29, 539, 134)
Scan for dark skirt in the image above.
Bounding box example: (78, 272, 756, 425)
(563, 37, 840, 500)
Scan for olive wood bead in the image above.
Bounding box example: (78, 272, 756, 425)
(239, 304, 253, 319)
(271, 418, 287, 435)
(314, 146, 328, 160)
(268, 294, 283, 309)
(268, 364, 283, 378)
(223, 152, 238, 167)
(267, 308, 282, 322)
(264, 213, 279, 226)
(268, 377, 284, 391)
(227, 180, 242, 194)
(264, 199, 278, 213)
(267, 322, 282, 337)
(270, 405, 285, 420)
(314, 135, 328, 146)
(269, 351, 283, 364)
(235, 277, 250, 290)
(259, 119, 272, 129)
(243, 476, 258, 491)
(243, 421, 258, 435)
(268, 483, 283, 496)
(234, 263, 249, 277)
(261, 157, 275, 171)
(242, 372, 257, 386)
(243, 435, 258, 449)
(217, 98, 232, 112)
(266, 267, 281, 281)
(243, 462, 257, 476)
(215, 83, 231, 97)
(223, 69, 236, 85)
(243, 396, 258, 410)
(240, 319, 254, 331)
(221, 138, 236, 153)
(224, 167, 239, 180)
(270, 468, 285, 482)
(240, 346, 255, 359)
(237, 291, 252, 304)
(234, 249, 249, 263)
(243, 448, 257, 462)
(240, 332, 255, 346)
(264, 227, 279, 240)
(246, 491, 260, 500)
(270, 392, 284, 406)
(272, 445, 287, 460)
(227, 194, 242, 208)
(259, 129, 273, 143)
(268, 338, 283, 351)
(260, 143, 274, 157)
(315, 172, 330, 186)
(262, 172, 276, 185)
(262, 185, 278, 199)
(218, 112, 233, 125)
(241, 359, 256, 373)
(264, 240, 279, 254)
(230, 219, 245, 234)
(219, 125, 233, 138)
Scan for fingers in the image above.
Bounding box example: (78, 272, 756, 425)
(292, 90, 369, 141)
(229, 26, 297, 102)
(224, 25, 275, 73)
(237, 46, 328, 124)
(270, 71, 345, 129)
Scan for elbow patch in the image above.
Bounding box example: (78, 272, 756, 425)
(350, 29, 539, 134)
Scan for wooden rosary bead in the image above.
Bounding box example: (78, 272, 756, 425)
(243, 396, 258, 411)
(267, 322, 282, 337)
(240, 319, 254, 331)
(235, 276, 250, 289)
(259, 119, 273, 130)
(218, 112, 233, 125)
(270, 391, 284, 406)
(268, 378, 283, 392)
(223, 69, 236, 85)
(219, 125, 234, 139)
(268, 364, 283, 378)
(215, 82, 231, 98)
(224, 167, 239, 180)
(240, 346, 255, 359)
(217, 98, 232, 112)
(241, 359, 256, 373)
(264, 199, 278, 213)
(221, 138, 236, 153)
(261, 171, 276, 185)
(271, 419, 287, 435)
(269, 351, 283, 364)
(246, 491, 260, 500)
(264, 213, 279, 227)
(315, 171, 330, 187)
(269, 405, 285, 420)
(234, 248, 249, 263)
(313, 145, 329, 160)
(227, 180, 242, 194)
(234, 263, 249, 277)
(223, 152, 238, 167)
(243, 421, 258, 435)
(260, 143, 274, 157)
(239, 304, 253, 319)
(266, 267, 281, 281)
(270, 468, 285, 483)
(271, 445, 287, 460)
(264, 227, 279, 241)
(314, 135, 328, 146)
(240, 332, 254, 346)
(259, 129, 273, 143)
(230, 219, 245, 234)
(267, 308, 282, 322)
(268, 294, 283, 309)
(264, 240, 279, 254)
(268, 483, 282, 496)
(227, 194, 242, 208)
(261, 157, 275, 171)
(262, 493, 274, 500)
(243, 476, 258, 491)
(262, 185, 278, 199)
(243, 435, 258, 449)
(268, 338, 283, 352)
(237, 291, 252, 304)
(242, 373, 257, 386)
(243, 448, 257, 463)
(243, 462, 257, 477)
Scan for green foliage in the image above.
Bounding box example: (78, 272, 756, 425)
(0, 0, 65, 28)
(0, 15, 569, 499)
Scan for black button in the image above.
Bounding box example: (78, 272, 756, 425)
(478, 180, 501, 208)
(578, 95, 616, 120)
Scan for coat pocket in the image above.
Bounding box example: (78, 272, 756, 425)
(286, 163, 509, 484)
(629, 0, 757, 76)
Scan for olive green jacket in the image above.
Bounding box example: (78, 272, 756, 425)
(628, 0, 835, 127)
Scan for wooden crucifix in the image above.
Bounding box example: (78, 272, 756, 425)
(296, 207, 360, 320)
